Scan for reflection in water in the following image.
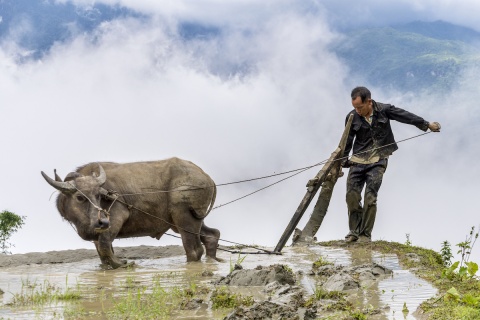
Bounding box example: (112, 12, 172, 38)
(0, 245, 436, 319)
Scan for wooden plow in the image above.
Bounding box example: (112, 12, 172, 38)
(273, 114, 353, 254)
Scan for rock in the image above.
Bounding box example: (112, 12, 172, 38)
(323, 273, 359, 291)
(181, 298, 203, 310)
(358, 270, 376, 281)
(215, 264, 296, 286)
(322, 263, 392, 291)
(311, 264, 341, 277)
(264, 281, 282, 294)
(233, 263, 243, 271)
(371, 263, 393, 275)
(303, 307, 317, 320)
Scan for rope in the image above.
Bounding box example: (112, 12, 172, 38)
(100, 192, 276, 254)
(59, 131, 433, 256)
(164, 232, 279, 255)
(72, 186, 268, 253)
(114, 132, 432, 203)
(211, 131, 432, 209)
(74, 186, 111, 219)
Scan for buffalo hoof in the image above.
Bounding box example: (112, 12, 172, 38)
(207, 256, 225, 263)
(99, 258, 135, 270)
(118, 261, 135, 268)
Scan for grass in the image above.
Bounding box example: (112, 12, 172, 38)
(312, 256, 334, 269)
(9, 278, 81, 306)
(108, 276, 212, 320)
(210, 286, 254, 310)
(303, 286, 345, 307)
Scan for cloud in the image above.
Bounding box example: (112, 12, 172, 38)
(1, 6, 349, 255)
(1, 0, 478, 263)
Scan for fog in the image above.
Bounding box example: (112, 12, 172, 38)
(1, 0, 479, 262)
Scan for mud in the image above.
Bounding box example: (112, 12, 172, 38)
(0, 245, 184, 268)
(0, 243, 437, 320)
(219, 262, 393, 320)
(216, 264, 296, 286)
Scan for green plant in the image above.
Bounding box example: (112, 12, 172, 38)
(210, 287, 254, 310)
(10, 279, 81, 306)
(440, 240, 453, 267)
(349, 310, 367, 320)
(229, 253, 247, 273)
(303, 286, 346, 308)
(312, 256, 333, 269)
(108, 272, 215, 320)
(405, 233, 412, 246)
(282, 264, 294, 274)
(442, 226, 479, 281)
(456, 226, 479, 278)
(462, 294, 480, 307)
(0, 210, 26, 254)
(109, 278, 195, 319)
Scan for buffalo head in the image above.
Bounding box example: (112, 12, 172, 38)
(41, 165, 112, 240)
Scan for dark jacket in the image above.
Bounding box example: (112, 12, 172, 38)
(343, 100, 429, 161)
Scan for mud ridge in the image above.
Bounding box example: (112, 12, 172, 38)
(0, 245, 185, 268)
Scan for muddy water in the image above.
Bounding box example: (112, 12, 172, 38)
(0, 245, 436, 319)
(308, 246, 437, 319)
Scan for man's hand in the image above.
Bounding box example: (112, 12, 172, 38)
(428, 122, 441, 132)
(341, 160, 354, 168)
(306, 178, 318, 187)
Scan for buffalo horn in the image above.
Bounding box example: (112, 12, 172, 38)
(54, 169, 63, 182)
(96, 164, 107, 185)
(41, 171, 76, 193)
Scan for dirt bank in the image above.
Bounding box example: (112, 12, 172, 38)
(0, 245, 185, 268)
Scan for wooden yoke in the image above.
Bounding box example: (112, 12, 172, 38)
(273, 114, 353, 253)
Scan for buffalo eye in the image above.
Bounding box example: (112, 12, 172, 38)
(76, 195, 87, 203)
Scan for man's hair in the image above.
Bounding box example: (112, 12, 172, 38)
(351, 86, 371, 103)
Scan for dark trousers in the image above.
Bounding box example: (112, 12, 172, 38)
(345, 158, 388, 239)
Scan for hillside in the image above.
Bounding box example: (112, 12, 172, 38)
(1, 0, 479, 93)
(333, 21, 480, 92)
(0, 0, 138, 59)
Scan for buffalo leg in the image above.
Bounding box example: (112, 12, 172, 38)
(179, 230, 204, 262)
(94, 239, 130, 269)
(171, 206, 205, 261)
(200, 223, 222, 261)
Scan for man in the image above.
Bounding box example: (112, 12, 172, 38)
(343, 86, 440, 243)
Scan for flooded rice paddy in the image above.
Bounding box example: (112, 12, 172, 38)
(0, 244, 437, 319)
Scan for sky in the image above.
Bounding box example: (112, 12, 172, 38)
(1, 0, 479, 263)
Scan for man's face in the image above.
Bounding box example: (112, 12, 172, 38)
(352, 96, 372, 117)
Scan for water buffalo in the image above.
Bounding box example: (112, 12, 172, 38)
(41, 158, 220, 269)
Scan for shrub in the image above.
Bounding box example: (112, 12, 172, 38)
(0, 210, 26, 254)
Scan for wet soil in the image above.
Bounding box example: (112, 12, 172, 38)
(0, 245, 184, 268)
(0, 242, 437, 319)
